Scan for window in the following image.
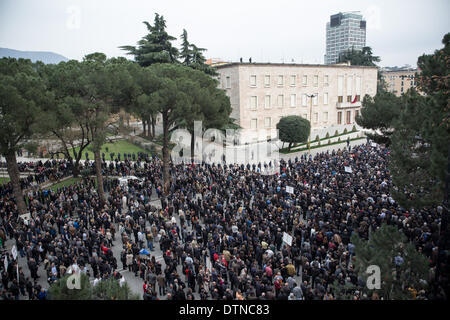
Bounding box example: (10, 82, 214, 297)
(347, 95, 352, 102)
(290, 94, 296, 107)
(324, 93, 328, 105)
(346, 111, 351, 124)
(250, 75, 256, 87)
(338, 96, 343, 103)
(338, 76, 344, 96)
(337, 112, 342, 124)
(356, 95, 360, 102)
(302, 94, 307, 106)
(264, 95, 271, 109)
(278, 75, 284, 86)
(264, 117, 271, 128)
(264, 75, 270, 87)
(290, 75, 296, 86)
(314, 112, 318, 123)
(355, 110, 359, 119)
(313, 94, 318, 106)
(226, 76, 231, 88)
(324, 75, 329, 85)
(277, 95, 284, 108)
(303, 113, 308, 119)
(250, 96, 257, 110)
(251, 119, 258, 130)
(313, 75, 318, 87)
(302, 75, 308, 86)
(323, 112, 328, 121)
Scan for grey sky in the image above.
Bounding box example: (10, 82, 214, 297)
(0, 0, 449, 67)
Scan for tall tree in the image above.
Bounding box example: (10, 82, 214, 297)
(389, 33, 450, 208)
(356, 90, 402, 145)
(40, 60, 94, 177)
(82, 53, 116, 203)
(143, 63, 230, 196)
(179, 29, 192, 66)
(0, 58, 52, 215)
(172, 68, 232, 161)
(120, 13, 178, 67)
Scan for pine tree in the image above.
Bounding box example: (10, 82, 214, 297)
(350, 224, 429, 300)
(356, 90, 401, 145)
(389, 33, 450, 208)
(120, 13, 179, 67)
(180, 29, 192, 66)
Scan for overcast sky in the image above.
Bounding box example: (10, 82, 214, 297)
(0, 0, 449, 67)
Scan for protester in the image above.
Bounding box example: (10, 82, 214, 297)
(0, 144, 445, 300)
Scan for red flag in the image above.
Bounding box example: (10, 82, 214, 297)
(351, 95, 358, 104)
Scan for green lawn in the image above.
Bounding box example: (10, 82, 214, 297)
(72, 140, 149, 161)
(0, 177, 10, 185)
(48, 177, 82, 192)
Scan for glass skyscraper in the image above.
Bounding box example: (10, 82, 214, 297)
(325, 12, 366, 65)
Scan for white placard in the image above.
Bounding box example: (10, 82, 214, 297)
(11, 245, 17, 260)
(344, 166, 353, 173)
(286, 186, 294, 194)
(371, 142, 377, 147)
(282, 232, 293, 246)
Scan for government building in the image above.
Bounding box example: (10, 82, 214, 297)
(214, 62, 378, 142)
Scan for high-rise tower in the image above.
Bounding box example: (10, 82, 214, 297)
(325, 12, 366, 65)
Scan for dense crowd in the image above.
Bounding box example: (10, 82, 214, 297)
(0, 142, 447, 300)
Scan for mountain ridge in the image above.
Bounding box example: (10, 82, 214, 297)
(0, 47, 69, 64)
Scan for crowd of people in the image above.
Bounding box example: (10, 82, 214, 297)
(0, 142, 447, 300)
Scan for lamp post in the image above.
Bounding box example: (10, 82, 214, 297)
(306, 94, 316, 155)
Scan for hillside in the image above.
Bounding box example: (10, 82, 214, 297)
(0, 47, 69, 64)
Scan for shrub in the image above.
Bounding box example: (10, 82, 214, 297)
(344, 128, 348, 134)
(318, 141, 321, 146)
(315, 135, 320, 142)
(325, 132, 330, 139)
(328, 139, 331, 145)
(352, 125, 357, 132)
(334, 130, 339, 136)
(338, 137, 341, 142)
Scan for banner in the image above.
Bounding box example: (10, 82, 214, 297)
(344, 166, 352, 173)
(286, 186, 294, 194)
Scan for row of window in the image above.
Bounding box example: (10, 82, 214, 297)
(249, 109, 359, 129)
(249, 93, 327, 109)
(249, 112, 331, 129)
(249, 94, 360, 109)
(337, 110, 359, 125)
(249, 74, 327, 87)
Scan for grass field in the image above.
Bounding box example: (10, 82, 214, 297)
(47, 177, 82, 192)
(72, 140, 149, 161)
(0, 177, 10, 185)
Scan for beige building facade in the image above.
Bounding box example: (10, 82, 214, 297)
(215, 62, 378, 142)
(381, 68, 418, 96)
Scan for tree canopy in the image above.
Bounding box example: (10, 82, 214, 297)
(389, 33, 450, 208)
(338, 46, 381, 67)
(276, 116, 310, 150)
(0, 57, 53, 214)
(120, 13, 178, 67)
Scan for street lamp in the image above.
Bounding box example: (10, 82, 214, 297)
(306, 94, 316, 155)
